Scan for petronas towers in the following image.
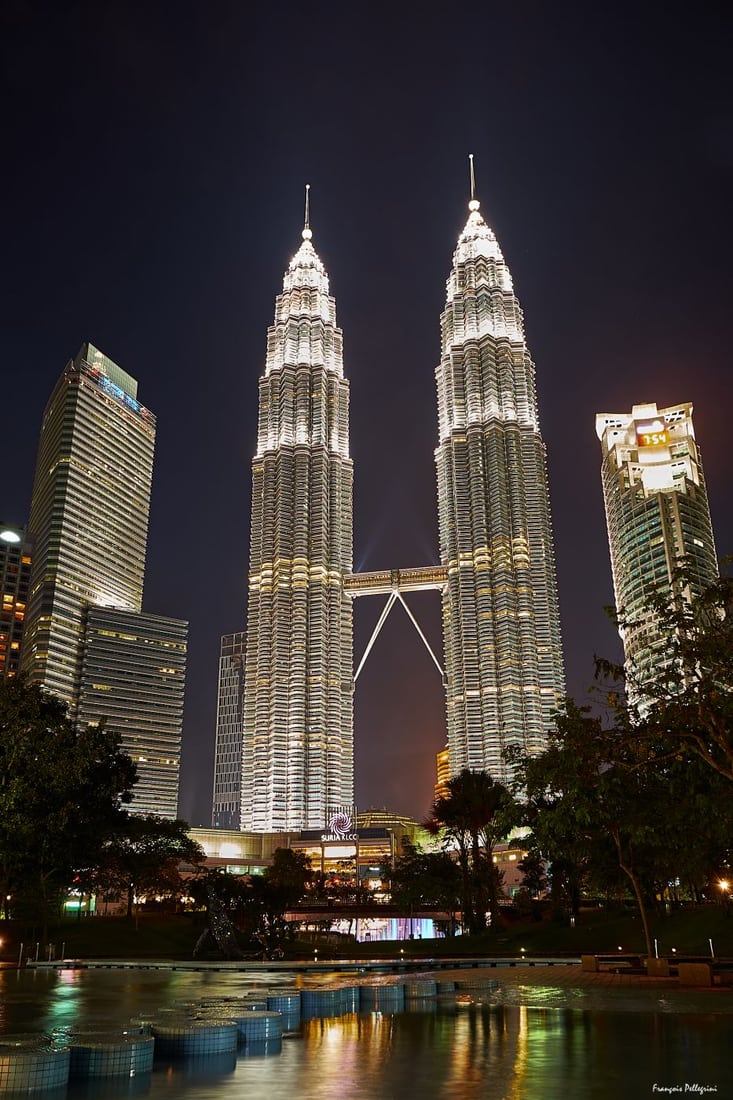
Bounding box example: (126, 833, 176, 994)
(240, 217, 355, 832)
(213, 180, 565, 832)
(436, 196, 565, 776)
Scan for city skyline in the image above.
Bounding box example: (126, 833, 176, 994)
(3, 3, 731, 823)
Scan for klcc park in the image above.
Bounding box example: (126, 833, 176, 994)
(2, 5, 732, 1097)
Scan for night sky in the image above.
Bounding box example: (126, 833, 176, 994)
(3, 2, 732, 826)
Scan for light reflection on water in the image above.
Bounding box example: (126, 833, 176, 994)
(0, 969, 730, 1099)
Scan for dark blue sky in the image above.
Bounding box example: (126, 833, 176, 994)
(3, 1, 732, 823)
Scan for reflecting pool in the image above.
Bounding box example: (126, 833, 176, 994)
(1, 967, 730, 1099)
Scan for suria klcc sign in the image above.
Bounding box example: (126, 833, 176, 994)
(321, 806, 358, 842)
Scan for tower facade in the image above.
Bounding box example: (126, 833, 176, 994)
(22, 344, 155, 705)
(435, 196, 565, 778)
(595, 401, 718, 692)
(22, 343, 188, 817)
(241, 221, 354, 831)
(76, 607, 187, 818)
(0, 524, 32, 680)
(212, 631, 247, 829)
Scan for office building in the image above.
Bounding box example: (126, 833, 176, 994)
(595, 401, 718, 693)
(435, 187, 565, 778)
(212, 631, 246, 829)
(240, 210, 354, 831)
(22, 343, 155, 705)
(22, 342, 187, 815)
(434, 745, 451, 802)
(0, 524, 32, 679)
(76, 607, 187, 818)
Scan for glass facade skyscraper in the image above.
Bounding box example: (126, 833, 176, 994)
(22, 344, 155, 705)
(596, 401, 718, 693)
(435, 195, 565, 779)
(241, 221, 354, 831)
(212, 631, 246, 829)
(22, 343, 187, 818)
(76, 607, 187, 818)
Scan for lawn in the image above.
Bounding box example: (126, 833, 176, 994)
(1, 904, 730, 963)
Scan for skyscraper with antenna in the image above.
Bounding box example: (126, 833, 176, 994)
(218, 167, 565, 832)
(238, 188, 354, 831)
(435, 157, 565, 777)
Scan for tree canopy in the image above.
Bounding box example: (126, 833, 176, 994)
(507, 699, 733, 957)
(599, 568, 733, 782)
(387, 839, 460, 933)
(0, 677, 137, 925)
(425, 768, 513, 934)
(94, 814, 205, 919)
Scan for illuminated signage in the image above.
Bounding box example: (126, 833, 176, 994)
(88, 368, 144, 415)
(321, 808, 358, 842)
(635, 421, 668, 448)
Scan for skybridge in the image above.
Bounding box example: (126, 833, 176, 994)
(344, 566, 448, 684)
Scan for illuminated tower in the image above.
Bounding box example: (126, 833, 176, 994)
(241, 197, 354, 831)
(22, 343, 187, 817)
(0, 524, 32, 680)
(435, 170, 565, 779)
(595, 401, 718, 692)
(22, 344, 155, 704)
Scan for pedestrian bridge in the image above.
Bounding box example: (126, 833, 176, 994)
(344, 566, 448, 683)
(344, 566, 448, 596)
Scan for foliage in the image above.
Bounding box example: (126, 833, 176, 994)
(507, 699, 733, 957)
(0, 677, 137, 928)
(387, 839, 461, 932)
(597, 568, 733, 783)
(94, 814, 205, 920)
(424, 768, 514, 934)
(197, 848, 313, 958)
(252, 848, 314, 955)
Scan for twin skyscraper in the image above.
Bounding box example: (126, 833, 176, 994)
(14, 179, 714, 833)
(213, 184, 567, 832)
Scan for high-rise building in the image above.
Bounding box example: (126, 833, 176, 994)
(22, 342, 188, 817)
(435, 188, 565, 779)
(212, 631, 246, 829)
(76, 607, 187, 819)
(595, 401, 718, 692)
(0, 524, 32, 680)
(240, 213, 354, 831)
(434, 745, 450, 802)
(22, 344, 155, 705)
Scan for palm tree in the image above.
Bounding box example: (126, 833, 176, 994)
(425, 769, 513, 935)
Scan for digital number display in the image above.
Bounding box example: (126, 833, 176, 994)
(636, 424, 668, 447)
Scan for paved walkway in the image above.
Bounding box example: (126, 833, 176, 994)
(426, 963, 681, 989)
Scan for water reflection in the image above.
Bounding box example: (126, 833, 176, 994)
(1, 970, 729, 1100)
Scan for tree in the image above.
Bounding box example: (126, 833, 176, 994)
(0, 677, 137, 931)
(507, 699, 733, 957)
(190, 849, 313, 960)
(94, 814, 205, 921)
(598, 568, 733, 783)
(387, 840, 461, 935)
(425, 769, 513, 934)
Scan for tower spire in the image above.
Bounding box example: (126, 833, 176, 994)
(468, 154, 479, 212)
(303, 183, 312, 240)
